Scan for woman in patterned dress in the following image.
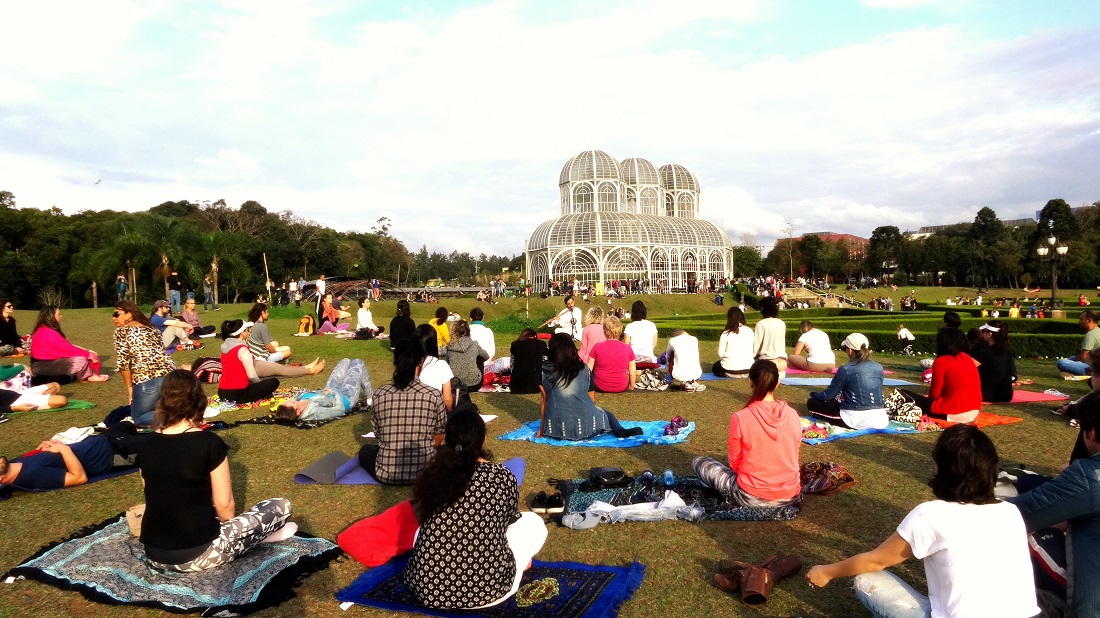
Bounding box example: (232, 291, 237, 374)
(113, 300, 176, 426)
(404, 406, 547, 609)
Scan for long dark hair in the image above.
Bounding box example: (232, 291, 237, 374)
(248, 303, 267, 322)
(221, 319, 248, 340)
(724, 307, 746, 334)
(416, 323, 440, 357)
(936, 327, 968, 357)
(630, 300, 647, 321)
(928, 424, 998, 504)
(114, 300, 155, 328)
(547, 333, 584, 388)
(985, 320, 1009, 354)
(33, 305, 64, 338)
(747, 359, 779, 403)
(393, 336, 426, 389)
(154, 369, 207, 430)
(411, 404, 491, 522)
(395, 299, 411, 318)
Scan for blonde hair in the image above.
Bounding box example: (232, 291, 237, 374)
(584, 306, 604, 327)
(603, 316, 624, 341)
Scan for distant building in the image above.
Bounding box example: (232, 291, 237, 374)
(797, 232, 869, 261)
(525, 150, 734, 293)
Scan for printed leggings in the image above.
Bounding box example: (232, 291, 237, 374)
(148, 498, 292, 572)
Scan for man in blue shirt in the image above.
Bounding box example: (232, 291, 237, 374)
(0, 435, 114, 490)
(150, 300, 201, 351)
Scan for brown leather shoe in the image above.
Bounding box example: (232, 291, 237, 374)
(741, 555, 803, 604)
(712, 572, 741, 593)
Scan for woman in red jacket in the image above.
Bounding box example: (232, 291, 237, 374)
(899, 327, 981, 423)
(691, 359, 801, 506)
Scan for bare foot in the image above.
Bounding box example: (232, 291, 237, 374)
(85, 374, 110, 382)
(308, 358, 325, 375)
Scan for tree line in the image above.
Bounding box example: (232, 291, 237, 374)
(760, 199, 1100, 289)
(0, 191, 522, 309)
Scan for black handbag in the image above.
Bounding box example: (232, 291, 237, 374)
(579, 466, 633, 491)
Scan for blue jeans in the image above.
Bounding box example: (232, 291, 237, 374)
(854, 571, 931, 618)
(1056, 358, 1090, 375)
(204, 292, 217, 310)
(131, 375, 167, 426)
(169, 290, 181, 314)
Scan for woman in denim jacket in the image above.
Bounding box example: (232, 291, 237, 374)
(806, 333, 888, 430)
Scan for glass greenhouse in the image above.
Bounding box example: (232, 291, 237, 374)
(526, 150, 734, 293)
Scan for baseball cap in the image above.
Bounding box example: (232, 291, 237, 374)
(152, 300, 170, 310)
(841, 333, 870, 350)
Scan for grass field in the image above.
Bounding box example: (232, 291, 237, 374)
(0, 291, 1090, 617)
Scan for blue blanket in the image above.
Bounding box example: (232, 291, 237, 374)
(336, 554, 646, 618)
(781, 377, 917, 386)
(800, 416, 922, 445)
(498, 421, 694, 447)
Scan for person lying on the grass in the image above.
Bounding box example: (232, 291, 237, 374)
(897, 327, 981, 423)
(787, 320, 836, 373)
(806, 333, 888, 430)
(970, 320, 1016, 404)
(586, 316, 637, 393)
(274, 358, 371, 423)
(0, 434, 113, 489)
(136, 370, 294, 572)
(537, 333, 642, 440)
(405, 405, 547, 609)
(357, 337, 446, 485)
(1008, 390, 1100, 617)
(0, 382, 67, 412)
(807, 425, 1039, 618)
(30, 305, 110, 382)
(693, 359, 801, 508)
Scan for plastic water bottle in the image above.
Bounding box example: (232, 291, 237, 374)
(663, 469, 675, 486)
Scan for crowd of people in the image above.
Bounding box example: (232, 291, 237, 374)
(4, 290, 1100, 617)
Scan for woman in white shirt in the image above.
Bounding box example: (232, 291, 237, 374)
(623, 301, 658, 362)
(787, 320, 835, 372)
(807, 425, 1039, 618)
(357, 298, 383, 337)
(713, 307, 754, 378)
(416, 324, 455, 412)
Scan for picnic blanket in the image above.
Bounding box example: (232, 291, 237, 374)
(799, 417, 924, 445)
(3, 399, 96, 414)
(0, 465, 137, 500)
(7, 513, 340, 615)
(209, 386, 306, 411)
(985, 390, 1071, 405)
(928, 411, 1023, 430)
(295, 453, 527, 486)
(558, 475, 801, 522)
(335, 553, 645, 618)
(498, 420, 694, 447)
(781, 377, 917, 387)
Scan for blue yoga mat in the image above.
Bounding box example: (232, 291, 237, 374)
(295, 453, 527, 485)
(498, 420, 694, 447)
(781, 377, 917, 386)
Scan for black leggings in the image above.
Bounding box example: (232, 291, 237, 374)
(896, 389, 949, 419)
(711, 361, 749, 378)
(805, 397, 854, 429)
(218, 378, 279, 404)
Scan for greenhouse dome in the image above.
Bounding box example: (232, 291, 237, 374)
(528, 150, 733, 293)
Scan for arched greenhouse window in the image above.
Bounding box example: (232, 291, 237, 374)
(665, 194, 675, 216)
(573, 185, 593, 213)
(678, 194, 695, 219)
(624, 188, 637, 214)
(641, 188, 658, 215)
(598, 183, 618, 212)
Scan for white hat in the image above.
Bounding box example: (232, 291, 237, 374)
(841, 333, 870, 350)
(231, 321, 255, 337)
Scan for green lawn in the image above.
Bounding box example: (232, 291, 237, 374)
(0, 294, 1088, 617)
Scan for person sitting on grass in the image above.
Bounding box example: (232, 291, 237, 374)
(246, 303, 292, 362)
(577, 306, 606, 364)
(508, 328, 547, 395)
(713, 306, 754, 378)
(623, 300, 658, 363)
(417, 324, 456, 412)
(0, 434, 113, 490)
(429, 306, 451, 350)
(357, 337, 447, 485)
(29, 305, 110, 382)
(444, 320, 489, 391)
(0, 298, 27, 356)
(693, 359, 801, 509)
(274, 358, 370, 423)
(665, 328, 706, 392)
(970, 321, 1016, 403)
(753, 296, 787, 373)
(1055, 309, 1099, 377)
(537, 333, 643, 440)
(586, 316, 637, 393)
(316, 293, 351, 334)
(405, 404, 547, 609)
(149, 300, 202, 351)
(806, 333, 888, 430)
(217, 320, 280, 404)
(898, 327, 981, 423)
(807, 424, 1039, 618)
(356, 297, 384, 338)
(136, 370, 295, 572)
(787, 320, 835, 373)
(180, 298, 216, 337)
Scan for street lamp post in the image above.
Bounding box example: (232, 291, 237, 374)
(1036, 234, 1068, 309)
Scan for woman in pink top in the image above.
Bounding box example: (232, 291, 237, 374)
(29, 306, 109, 382)
(577, 306, 607, 364)
(692, 359, 800, 506)
(586, 316, 636, 393)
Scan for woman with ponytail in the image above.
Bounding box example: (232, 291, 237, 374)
(356, 337, 447, 485)
(405, 405, 547, 609)
(691, 359, 802, 507)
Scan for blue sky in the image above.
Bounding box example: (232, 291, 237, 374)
(2, 0, 1099, 256)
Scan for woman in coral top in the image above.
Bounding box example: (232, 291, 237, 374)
(692, 359, 801, 507)
(899, 327, 981, 423)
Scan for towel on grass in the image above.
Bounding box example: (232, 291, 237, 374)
(498, 420, 694, 447)
(929, 411, 1023, 429)
(336, 553, 645, 618)
(799, 417, 924, 445)
(295, 454, 527, 486)
(7, 514, 340, 615)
